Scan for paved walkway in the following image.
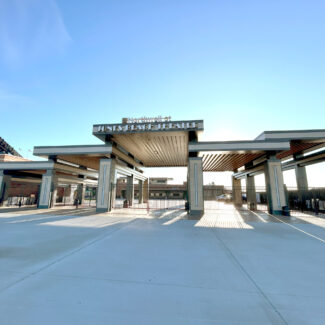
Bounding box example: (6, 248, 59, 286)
(0, 205, 325, 324)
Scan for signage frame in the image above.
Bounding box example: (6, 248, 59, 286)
(93, 120, 204, 136)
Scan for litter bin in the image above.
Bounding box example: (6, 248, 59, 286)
(123, 200, 129, 208)
(282, 206, 290, 216)
(249, 202, 256, 211)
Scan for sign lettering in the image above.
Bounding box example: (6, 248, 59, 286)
(94, 120, 200, 134)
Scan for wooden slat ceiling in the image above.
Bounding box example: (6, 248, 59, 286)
(57, 155, 104, 170)
(112, 131, 188, 167)
(276, 141, 322, 160)
(202, 153, 263, 171)
(202, 141, 324, 171)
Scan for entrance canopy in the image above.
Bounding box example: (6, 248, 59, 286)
(1, 117, 325, 217)
(32, 123, 325, 174)
(93, 120, 204, 167)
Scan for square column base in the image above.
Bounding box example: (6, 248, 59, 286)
(187, 210, 204, 220)
(271, 208, 290, 216)
(248, 203, 256, 211)
(38, 205, 50, 209)
(96, 207, 109, 213)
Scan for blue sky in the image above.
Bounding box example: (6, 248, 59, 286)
(1, 0, 324, 185)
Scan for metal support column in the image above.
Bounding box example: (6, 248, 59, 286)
(232, 176, 243, 207)
(295, 164, 308, 210)
(264, 156, 289, 216)
(246, 175, 257, 210)
(96, 158, 116, 212)
(188, 157, 204, 219)
(0, 171, 11, 207)
(38, 170, 56, 209)
(138, 180, 143, 204)
(126, 175, 134, 206)
(143, 179, 149, 203)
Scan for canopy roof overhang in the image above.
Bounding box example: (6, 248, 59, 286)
(33, 144, 146, 171)
(256, 129, 325, 164)
(0, 160, 98, 185)
(33, 144, 112, 170)
(107, 131, 190, 167)
(3, 125, 324, 181)
(31, 128, 325, 173)
(92, 120, 204, 167)
(190, 129, 325, 172)
(189, 140, 291, 172)
(0, 158, 147, 185)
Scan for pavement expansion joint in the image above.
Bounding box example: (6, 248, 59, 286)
(37, 272, 259, 294)
(265, 212, 325, 244)
(211, 228, 289, 325)
(0, 217, 140, 295)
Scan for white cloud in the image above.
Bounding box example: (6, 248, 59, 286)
(0, 0, 71, 63)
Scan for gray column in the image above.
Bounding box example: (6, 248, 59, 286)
(246, 175, 257, 210)
(264, 157, 289, 216)
(138, 180, 143, 204)
(50, 184, 58, 208)
(38, 170, 56, 209)
(232, 176, 242, 207)
(77, 183, 85, 204)
(96, 158, 116, 212)
(66, 184, 77, 204)
(110, 170, 117, 208)
(188, 157, 204, 218)
(295, 165, 308, 190)
(0, 171, 11, 207)
(295, 165, 308, 208)
(126, 175, 134, 206)
(143, 179, 149, 203)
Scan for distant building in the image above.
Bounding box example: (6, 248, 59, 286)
(149, 178, 173, 184)
(116, 177, 224, 200)
(0, 137, 29, 163)
(0, 137, 21, 157)
(0, 137, 34, 205)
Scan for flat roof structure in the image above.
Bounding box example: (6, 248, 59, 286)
(1, 118, 325, 217)
(190, 129, 325, 172)
(33, 144, 113, 171)
(189, 140, 290, 171)
(93, 120, 204, 167)
(30, 124, 325, 174)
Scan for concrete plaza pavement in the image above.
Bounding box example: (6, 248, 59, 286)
(0, 204, 325, 324)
